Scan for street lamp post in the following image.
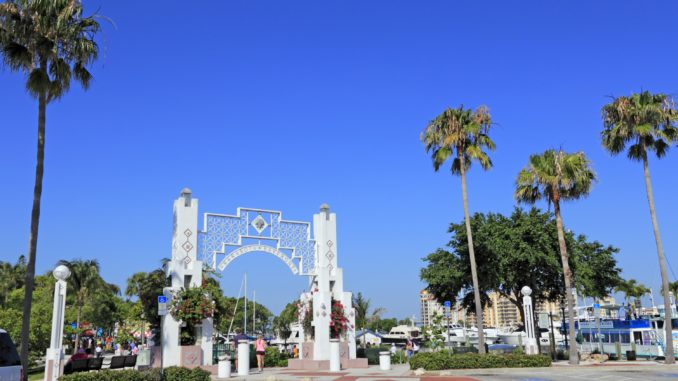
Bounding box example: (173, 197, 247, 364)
(560, 301, 568, 351)
(45, 265, 70, 381)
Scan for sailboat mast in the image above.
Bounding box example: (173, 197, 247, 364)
(244, 273, 247, 336)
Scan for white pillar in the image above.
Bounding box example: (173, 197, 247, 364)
(521, 286, 539, 355)
(237, 340, 250, 376)
(201, 317, 213, 366)
(163, 188, 205, 368)
(329, 339, 341, 372)
(44, 265, 70, 381)
(312, 204, 336, 360)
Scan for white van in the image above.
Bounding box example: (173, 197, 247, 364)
(0, 329, 22, 381)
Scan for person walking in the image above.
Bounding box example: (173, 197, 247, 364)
(255, 335, 267, 372)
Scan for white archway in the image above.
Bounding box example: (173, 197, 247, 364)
(217, 244, 299, 274)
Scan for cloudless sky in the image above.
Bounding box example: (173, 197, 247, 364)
(2, 1, 678, 320)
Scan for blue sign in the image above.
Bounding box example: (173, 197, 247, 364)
(444, 301, 451, 308)
(158, 296, 167, 303)
(593, 303, 600, 309)
(97, 328, 103, 336)
(71, 322, 77, 329)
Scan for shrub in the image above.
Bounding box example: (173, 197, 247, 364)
(164, 366, 211, 381)
(264, 346, 290, 367)
(409, 352, 552, 370)
(60, 368, 162, 381)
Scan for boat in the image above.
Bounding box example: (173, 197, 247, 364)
(381, 325, 421, 344)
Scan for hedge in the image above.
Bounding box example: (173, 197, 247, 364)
(59, 369, 162, 381)
(409, 352, 552, 370)
(58, 367, 210, 381)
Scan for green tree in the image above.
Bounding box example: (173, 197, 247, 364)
(421, 208, 620, 332)
(0, 256, 26, 307)
(0, 1, 102, 373)
(125, 268, 167, 332)
(352, 292, 385, 331)
(615, 279, 650, 305)
(58, 259, 112, 348)
(273, 301, 298, 345)
(515, 149, 596, 364)
(421, 105, 495, 353)
(601, 91, 678, 363)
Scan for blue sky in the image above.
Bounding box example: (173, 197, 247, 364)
(2, 1, 678, 320)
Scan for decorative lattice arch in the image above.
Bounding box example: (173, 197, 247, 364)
(198, 207, 316, 275)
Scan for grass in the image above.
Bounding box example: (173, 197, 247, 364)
(28, 372, 44, 381)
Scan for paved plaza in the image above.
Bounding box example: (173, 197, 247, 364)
(214, 363, 678, 381)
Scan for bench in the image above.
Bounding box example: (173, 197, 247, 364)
(88, 357, 104, 371)
(63, 358, 89, 374)
(108, 355, 126, 370)
(123, 355, 137, 369)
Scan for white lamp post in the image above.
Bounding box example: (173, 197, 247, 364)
(521, 286, 539, 355)
(44, 265, 70, 381)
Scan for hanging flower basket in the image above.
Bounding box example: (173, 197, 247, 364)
(330, 300, 349, 339)
(169, 287, 214, 326)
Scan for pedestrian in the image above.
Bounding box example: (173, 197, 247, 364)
(95, 344, 103, 358)
(405, 339, 413, 359)
(293, 345, 299, 358)
(390, 343, 397, 355)
(255, 335, 267, 372)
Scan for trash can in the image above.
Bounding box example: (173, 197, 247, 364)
(379, 351, 391, 371)
(626, 350, 636, 361)
(218, 355, 231, 379)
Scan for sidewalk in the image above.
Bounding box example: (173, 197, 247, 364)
(211, 364, 477, 381)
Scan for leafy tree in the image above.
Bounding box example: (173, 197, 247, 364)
(515, 149, 596, 364)
(58, 259, 116, 348)
(601, 91, 678, 363)
(0, 273, 55, 363)
(367, 317, 399, 333)
(0, 256, 26, 307)
(421, 208, 620, 358)
(0, 1, 102, 373)
(125, 268, 167, 331)
(422, 312, 445, 351)
(660, 280, 678, 303)
(273, 301, 298, 345)
(421, 105, 496, 353)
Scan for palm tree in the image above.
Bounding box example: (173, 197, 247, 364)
(515, 149, 596, 364)
(0, 1, 101, 373)
(352, 292, 371, 330)
(615, 278, 641, 305)
(602, 91, 678, 363)
(58, 259, 104, 349)
(421, 105, 495, 353)
(661, 281, 678, 305)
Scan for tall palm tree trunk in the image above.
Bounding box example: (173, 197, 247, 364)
(20, 92, 46, 380)
(552, 198, 579, 365)
(459, 154, 486, 354)
(642, 156, 674, 363)
(75, 305, 82, 350)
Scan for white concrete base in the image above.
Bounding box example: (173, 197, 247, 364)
(379, 351, 391, 371)
(237, 341, 249, 376)
(218, 360, 231, 378)
(329, 340, 341, 372)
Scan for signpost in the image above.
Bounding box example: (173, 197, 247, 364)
(444, 301, 451, 345)
(593, 303, 602, 353)
(158, 295, 168, 316)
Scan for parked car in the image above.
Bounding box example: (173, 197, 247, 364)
(0, 329, 22, 381)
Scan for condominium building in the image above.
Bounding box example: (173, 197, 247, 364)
(419, 289, 444, 326)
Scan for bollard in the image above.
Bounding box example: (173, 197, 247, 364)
(379, 351, 391, 371)
(218, 355, 231, 379)
(330, 339, 341, 372)
(237, 340, 249, 376)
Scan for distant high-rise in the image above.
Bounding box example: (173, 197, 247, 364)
(419, 289, 444, 326)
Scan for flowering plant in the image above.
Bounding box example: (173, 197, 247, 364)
(330, 300, 349, 339)
(297, 300, 314, 339)
(169, 287, 214, 325)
